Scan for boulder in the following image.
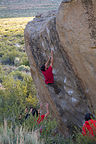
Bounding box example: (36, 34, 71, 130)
(56, 0, 96, 112)
(24, 0, 96, 135)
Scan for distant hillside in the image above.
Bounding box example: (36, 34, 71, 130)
(0, 0, 62, 18)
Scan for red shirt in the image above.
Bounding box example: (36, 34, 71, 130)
(41, 66, 54, 84)
(37, 114, 45, 124)
(82, 119, 96, 137)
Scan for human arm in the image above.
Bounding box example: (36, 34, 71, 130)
(50, 50, 53, 67)
(38, 103, 43, 114)
(45, 56, 50, 69)
(45, 103, 49, 117)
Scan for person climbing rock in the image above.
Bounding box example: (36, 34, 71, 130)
(40, 50, 54, 84)
(40, 50, 61, 94)
(82, 113, 96, 138)
(29, 103, 49, 124)
(29, 103, 49, 133)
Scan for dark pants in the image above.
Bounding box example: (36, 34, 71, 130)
(48, 82, 61, 94)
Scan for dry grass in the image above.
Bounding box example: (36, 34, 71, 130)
(0, 119, 44, 144)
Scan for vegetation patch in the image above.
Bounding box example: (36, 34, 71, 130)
(0, 17, 33, 66)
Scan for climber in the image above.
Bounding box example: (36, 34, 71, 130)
(82, 113, 96, 138)
(29, 103, 49, 124)
(40, 50, 61, 94)
(40, 49, 54, 84)
(37, 103, 49, 124)
(29, 103, 49, 133)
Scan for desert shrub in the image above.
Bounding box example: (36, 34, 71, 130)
(0, 18, 32, 67)
(0, 65, 5, 83)
(1, 50, 19, 65)
(9, 71, 37, 100)
(14, 57, 20, 66)
(75, 132, 96, 144)
(19, 56, 29, 66)
(10, 71, 26, 81)
(39, 116, 72, 144)
(0, 120, 44, 144)
(0, 117, 75, 144)
(0, 51, 4, 57)
(0, 71, 37, 126)
(23, 114, 71, 144)
(19, 39, 24, 45)
(16, 65, 30, 72)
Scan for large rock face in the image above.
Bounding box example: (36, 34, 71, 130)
(24, 0, 96, 136)
(56, 0, 96, 112)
